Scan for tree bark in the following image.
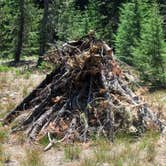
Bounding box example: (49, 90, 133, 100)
(14, 0, 25, 63)
(37, 0, 49, 66)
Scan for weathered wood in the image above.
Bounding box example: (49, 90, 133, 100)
(3, 34, 166, 150)
(3, 66, 63, 124)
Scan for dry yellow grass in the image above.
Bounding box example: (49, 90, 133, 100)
(0, 144, 11, 166)
(64, 144, 81, 161)
(0, 70, 44, 118)
(80, 132, 160, 166)
(20, 147, 43, 166)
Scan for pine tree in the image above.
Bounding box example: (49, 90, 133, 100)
(56, 0, 100, 41)
(133, 1, 166, 87)
(23, 1, 42, 56)
(14, 0, 25, 63)
(97, 0, 126, 44)
(0, 0, 17, 58)
(115, 1, 140, 65)
(37, 0, 49, 66)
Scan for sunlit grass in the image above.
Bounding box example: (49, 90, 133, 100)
(145, 90, 166, 114)
(0, 123, 8, 143)
(38, 135, 50, 147)
(0, 65, 14, 72)
(79, 158, 96, 166)
(79, 131, 160, 166)
(0, 144, 10, 165)
(20, 148, 43, 166)
(64, 144, 81, 161)
(146, 141, 156, 162)
(0, 69, 45, 116)
(93, 137, 112, 163)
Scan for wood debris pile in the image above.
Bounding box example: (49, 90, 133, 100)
(3, 34, 165, 150)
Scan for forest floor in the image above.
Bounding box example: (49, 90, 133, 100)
(0, 61, 166, 166)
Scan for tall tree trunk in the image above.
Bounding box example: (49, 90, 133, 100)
(37, 0, 49, 66)
(14, 0, 25, 63)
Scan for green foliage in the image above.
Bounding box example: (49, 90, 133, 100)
(0, 0, 18, 59)
(0, 65, 12, 72)
(0, 130, 8, 143)
(96, 0, 126, 44)
(115, 0, 166, 87)
(38, 135, 49, 146)
(56, 0, 101, 41)
(23, 1, 42, 56)
(115, 1, 140, 65)
(0, 0, 42, 60)
(133, 1, 166, 87)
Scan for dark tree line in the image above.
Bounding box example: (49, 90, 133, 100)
(0, 0, 166, 87)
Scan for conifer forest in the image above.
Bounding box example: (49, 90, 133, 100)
(0, 0, 166, 166)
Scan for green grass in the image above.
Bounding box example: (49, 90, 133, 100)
(79, 131, 160, 166)
(115, 132, 137, 144)
(38, 135, 50, 147)
(93, 137, 111, 163)
(64, 144, 81, 161)
(0, 126, 8, 143)
(0, 65, 14, 72)
(20, 148, 43, 166)
(0, 144, 10, 165)
(139, 131, 159, 150)
(80, 144, 140, 166)
(146, 141, 156, 162)
(79, 158, 96, 166)
(38, 61, 54, 72)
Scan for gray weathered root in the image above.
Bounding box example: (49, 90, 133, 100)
(3, 34, 166, 150)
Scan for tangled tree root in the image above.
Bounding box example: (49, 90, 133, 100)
(3, 34, 166, 151)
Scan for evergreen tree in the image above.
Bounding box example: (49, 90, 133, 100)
(159, 0, 166, 37)
(0, 0, 18, 59)
(115, 1, 140, 65)
(97, 0, 126, 44)
(23, 1, 42, 56)
(74, 0, 89, 10)
(37, 0, 49, 66)
(0, 0, 41, 60)
(57, 0, 100, 41)
(14, 0, 25, 62)
(133, 1, 166, 87)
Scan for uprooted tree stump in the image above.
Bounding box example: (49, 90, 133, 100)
(3, 34, 166, 151)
